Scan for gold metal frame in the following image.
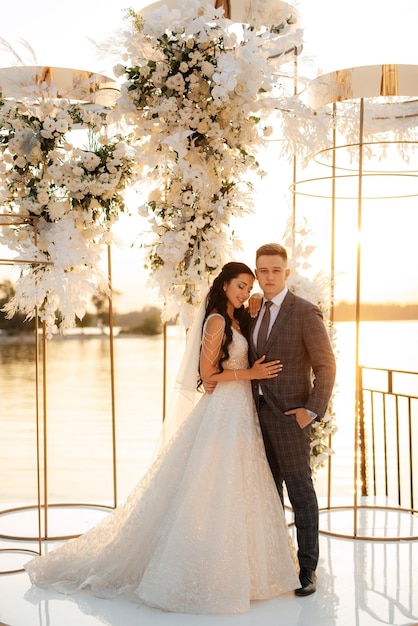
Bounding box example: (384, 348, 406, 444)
(0, 217, 117, 574)
(0, 66, 121, 573)
(290, 66, 418, 540)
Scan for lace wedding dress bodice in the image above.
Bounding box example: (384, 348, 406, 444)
(25, 325, 298, 614)
(222, 326, 250, 370)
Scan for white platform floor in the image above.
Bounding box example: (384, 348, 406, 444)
(1, 501, 418, 626)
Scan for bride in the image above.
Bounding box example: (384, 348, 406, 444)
(25, 261, 299, 614)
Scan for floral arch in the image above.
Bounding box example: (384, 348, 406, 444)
(0, 0, 345, 468)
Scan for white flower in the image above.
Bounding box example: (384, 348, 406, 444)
(81, 152, 101, 171)
(211, 84, 228, 102)
(55, 119, 69, 133)
(166, 73, 186, 92)
(234, 81, 246, 97)
(0, 98, 133, 334)
(15, 156, 27, 168)
(48, 199, 70, 220)
(37, 191, 50, 205)
(157, 231, 189, 263)
(113, 0, 302, 326)
(185, 221, 197, 235)
(42, 118, 56, 132)
(161, 128, 193, 159)
(201, 60, 215, 77)
(194, 215, 207, 228)
(182, 191, 194, 205)
(113, 63, 126, 78)
(72, 166, 84, 177)
(197, 119, 209, 134)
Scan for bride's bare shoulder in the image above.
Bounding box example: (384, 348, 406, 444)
(204, 312, 225, 334)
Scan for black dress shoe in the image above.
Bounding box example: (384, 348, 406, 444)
(295, 568, 317, 596)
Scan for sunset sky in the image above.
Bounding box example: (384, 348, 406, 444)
(0, 0, 417, 312)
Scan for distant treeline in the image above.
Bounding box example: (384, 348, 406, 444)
(333, 301, 418, 321)
(115, 302, 418, 325)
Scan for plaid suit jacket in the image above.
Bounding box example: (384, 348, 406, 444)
(249, 291, 336, 419)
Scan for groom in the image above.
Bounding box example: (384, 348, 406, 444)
(249, 243, 336, 597)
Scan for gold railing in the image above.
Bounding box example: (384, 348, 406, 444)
(317, 365, 418, 541)
(359, 366, 418, 513)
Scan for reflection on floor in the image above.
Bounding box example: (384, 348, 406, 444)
(1, 500, 418, 626)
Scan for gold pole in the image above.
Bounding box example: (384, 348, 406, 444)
(163, 322, 167, 421)
(353, 98, 365, 537)
(107, 244, 118, 508)
(34, 309, 42, 553)
(327, 102, 337, 510)
(381, 64, 398, 96)
(42, 321, 48, 538)
(291, 47, 298, 242)
(32, 217, 45, 549)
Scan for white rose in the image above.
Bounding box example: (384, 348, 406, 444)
(194, 215, 207, 229)
(113, 64, 126, 78)
(197, 119, 209, 134)
(185, 221, 197, 236)
(182, 191, 194, 205)
(176, 230, 190, 244)
(48, 200, 69, 220)
(201, 61, 215, 78)
(139, 65, 150, 77)
(37, 191, 50, 205)
(234, 81, 246, 97)
(82, 152, 101, 171)
(42, 118, 56, 132)
(55, 119, 69, 133)
(15, 156, 27, 168)
(166, 73, 185, 92)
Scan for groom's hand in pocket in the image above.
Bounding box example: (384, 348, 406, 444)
(285, 407, 315, 429)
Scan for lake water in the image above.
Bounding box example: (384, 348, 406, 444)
(1, 321, 417, 506)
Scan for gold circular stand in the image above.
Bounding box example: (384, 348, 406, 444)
(1, 214, 118, 574)
(0, 549, 40, 576)
(0, 503, 113, 574)
(318, 505, 418, 541)
(0, 503, 113, 543)
(289, 65, 418, 545)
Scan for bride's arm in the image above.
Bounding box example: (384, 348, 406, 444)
(200, 314, 282, 383)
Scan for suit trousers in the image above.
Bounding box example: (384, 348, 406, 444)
(258, 400, 319, 571)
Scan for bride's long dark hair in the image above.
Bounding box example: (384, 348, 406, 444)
(203, 261, 254, 374)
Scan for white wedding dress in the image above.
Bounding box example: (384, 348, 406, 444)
(25, 324, 299, 614)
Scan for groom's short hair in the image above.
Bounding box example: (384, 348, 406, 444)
(256, 243, 288, 262)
